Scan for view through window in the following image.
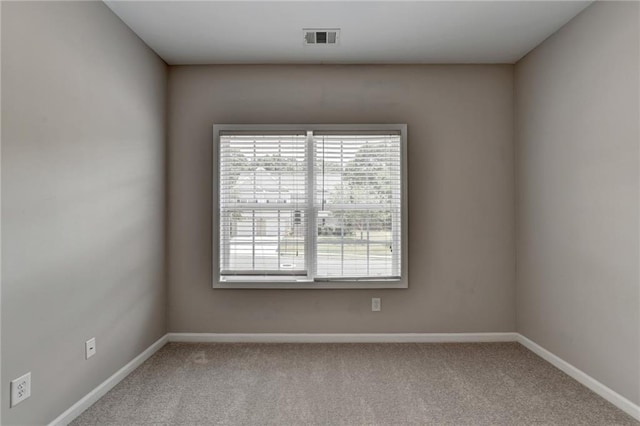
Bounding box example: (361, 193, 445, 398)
(216, 125, 406, 287)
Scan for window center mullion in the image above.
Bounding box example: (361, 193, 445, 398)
(306, 130, 316, 281)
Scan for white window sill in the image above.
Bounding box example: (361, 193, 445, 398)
(215, 277, 408, 289)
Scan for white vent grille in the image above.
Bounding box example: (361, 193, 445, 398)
(303, 29, 340, 45)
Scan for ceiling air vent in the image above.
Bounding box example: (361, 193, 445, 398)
(303, 29, 340, 45)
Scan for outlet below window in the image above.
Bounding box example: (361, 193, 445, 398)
(86, 337, 96, 359)
(372, 298, 381, 312)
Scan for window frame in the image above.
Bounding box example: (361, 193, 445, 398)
(213, 124, 408, 290)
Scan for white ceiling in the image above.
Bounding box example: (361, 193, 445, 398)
(104, 1, 591, 65)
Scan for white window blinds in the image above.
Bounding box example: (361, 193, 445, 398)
(219, 133, 308, 276)
(314, 133, 402, 280)
(216, 126, 405, 286)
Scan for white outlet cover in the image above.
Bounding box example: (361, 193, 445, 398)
(11, 372, 31, 407)
(372, 298, 381, 312)
(86, 337, 96, 359)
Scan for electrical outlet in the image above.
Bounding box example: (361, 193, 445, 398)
(10, 372, 31, 407)
(372, 297, 381, 312)
(85, 337, 96, 359)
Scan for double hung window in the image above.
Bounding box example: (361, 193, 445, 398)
(215, 124, 407, 289)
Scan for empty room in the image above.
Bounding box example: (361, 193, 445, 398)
(1, 0, 639, 425)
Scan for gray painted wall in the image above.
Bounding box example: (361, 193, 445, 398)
(167, 65, 516, 333)
(1, 2, 167, 424)
(515, 1, 640, 405)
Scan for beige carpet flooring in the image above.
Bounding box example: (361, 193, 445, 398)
(71, 342, 638, 425)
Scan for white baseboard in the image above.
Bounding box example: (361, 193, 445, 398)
(47, 334, 169, 426)
(517, 334, 640, 421)
(166, 332, 519, 343)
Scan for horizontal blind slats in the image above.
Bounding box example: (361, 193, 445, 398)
(314, 134, 402, 279)
(219, 135, 308, 276)
(217, 130, 403, 282)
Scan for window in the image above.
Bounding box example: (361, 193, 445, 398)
(214, 124, 407, 289)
